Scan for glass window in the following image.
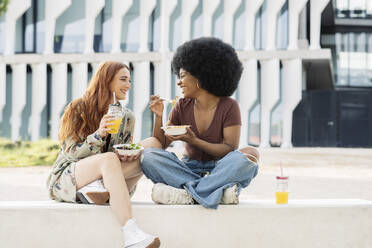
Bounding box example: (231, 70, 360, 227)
(55, 0, 85, 53)
(233, 1, 245, 50)
(15, 18, 23, 53)
(24, 4, 35, 52)
(36, 0, 45, 53)
(101, 0, 112, 52)
(349, 0, 366, 18)
(259, 3, 266, 50)
(255, 6, 263, 50)
(322, 32, 372, 88)
(212, 1, 224, 40)
(170, 1, 181, 51)
(349, 32, 368, 86)
(121, 0, 140, 52)
(276, 1, 288, 50)
(248, 65, 261, 146)
(335, 0, 349, 18)
(249, 104, 260, 146)
(101, 0, 141, 52)
(367, 34, 372, 84)
(334, 0, 372, 18)
(335, 33, 349, 86)
(367, 1, 372, 16)
(152, 1, 160, 51)
(0, 16, 5, 53)
(191, 0, 202, 39)
(93, 8, 103, 52)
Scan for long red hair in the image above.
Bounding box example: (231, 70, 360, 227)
(58, 61, 129, 144)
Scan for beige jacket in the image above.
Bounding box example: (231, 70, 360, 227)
(46, 106, 135, 202)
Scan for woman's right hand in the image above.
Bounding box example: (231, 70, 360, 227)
(149, 95, 164, 117)
(97, 114, 115, 138)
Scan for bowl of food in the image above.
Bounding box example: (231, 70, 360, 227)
(113, 143, 144, 156)
(161, 125, 190, 136)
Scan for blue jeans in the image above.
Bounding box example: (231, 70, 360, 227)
(141, 148, 259, 209)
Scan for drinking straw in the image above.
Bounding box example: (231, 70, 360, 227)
(280, 161, 284, 177)
(113, 92, 116, 104)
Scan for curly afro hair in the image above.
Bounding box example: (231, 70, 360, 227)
(172, 37, 243, 97)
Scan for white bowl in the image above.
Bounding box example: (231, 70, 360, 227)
(161, 125, 190, 136)
(113, 144, 144, 156)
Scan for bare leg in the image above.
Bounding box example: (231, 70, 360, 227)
(139, 137, 162, 149)
(121, 159, 143, 193)
(126, 174, 143, 193)
(120, 137, 163, 192)
(75, 152, 131, 226)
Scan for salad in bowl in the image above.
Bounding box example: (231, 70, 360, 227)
(113, 143, 144, 156)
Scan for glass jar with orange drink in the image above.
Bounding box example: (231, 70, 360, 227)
(107, 103, 123, 134)
(275, 176, 289, 204)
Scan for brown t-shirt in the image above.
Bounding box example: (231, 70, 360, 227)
(169, 97, 241, 161)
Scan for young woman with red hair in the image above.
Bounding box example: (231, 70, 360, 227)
(47, 61, 160, 248)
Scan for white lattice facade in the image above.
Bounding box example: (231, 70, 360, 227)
(0, 0, 332, 147)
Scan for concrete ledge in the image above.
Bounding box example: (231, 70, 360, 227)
(1, 199, 372, 248)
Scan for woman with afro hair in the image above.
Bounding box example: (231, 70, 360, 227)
(141, 37, 259, 209)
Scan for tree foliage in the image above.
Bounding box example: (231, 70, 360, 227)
(0, 0, 9, 16)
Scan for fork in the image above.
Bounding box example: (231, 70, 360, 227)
(160, 96, 179, 104)
(159, 97, 173, 103)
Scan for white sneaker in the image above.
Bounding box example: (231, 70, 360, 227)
(77, 179, 109, 205)
(152, 183, 194, 205)
(220, 184, 239, 204)
(123, 219, 160, 248)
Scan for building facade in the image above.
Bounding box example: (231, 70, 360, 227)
(292, 0, 372, 147)
(0, 0, 370, 147)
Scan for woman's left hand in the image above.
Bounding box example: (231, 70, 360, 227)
(165, 127, 197, 144)
(114, 150, 142, 163)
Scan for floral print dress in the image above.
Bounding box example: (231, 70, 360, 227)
(46, 105, 135, 203)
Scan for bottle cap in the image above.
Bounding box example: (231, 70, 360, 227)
(108, 103, 123, 116)
(109, 103, 121, 107)
(276, 176, 289, 180)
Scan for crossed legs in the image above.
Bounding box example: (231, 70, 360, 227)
(74, 137, 161, 226)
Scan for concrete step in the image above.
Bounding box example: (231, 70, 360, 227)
(1, 199, 372, 248)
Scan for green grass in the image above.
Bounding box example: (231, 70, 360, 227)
(0, 138, 59, 167)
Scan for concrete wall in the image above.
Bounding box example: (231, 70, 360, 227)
(1, 199, 371, 248)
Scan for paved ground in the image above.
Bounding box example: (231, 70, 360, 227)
(1, 147, 372, 202)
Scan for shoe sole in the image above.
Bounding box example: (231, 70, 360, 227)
(146, 237, 161, 248)
(87, 192, 110, 205)
(76, 192, 91, 204)
(77, 191, 109, 205)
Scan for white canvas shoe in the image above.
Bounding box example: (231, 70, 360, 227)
(151, 183, 194, 205)
(220, 184, 239, 204)
(123, 219, 160, 248)
(76, 179, 109, 205)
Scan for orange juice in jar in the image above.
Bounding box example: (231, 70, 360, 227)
(275, 176, 289, 204)
(108, 118, 122, 134)
(107, 104, 123, 134)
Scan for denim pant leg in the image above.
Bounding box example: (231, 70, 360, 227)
(184, 150, 259, 209)
(141, 148, 201, 188)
